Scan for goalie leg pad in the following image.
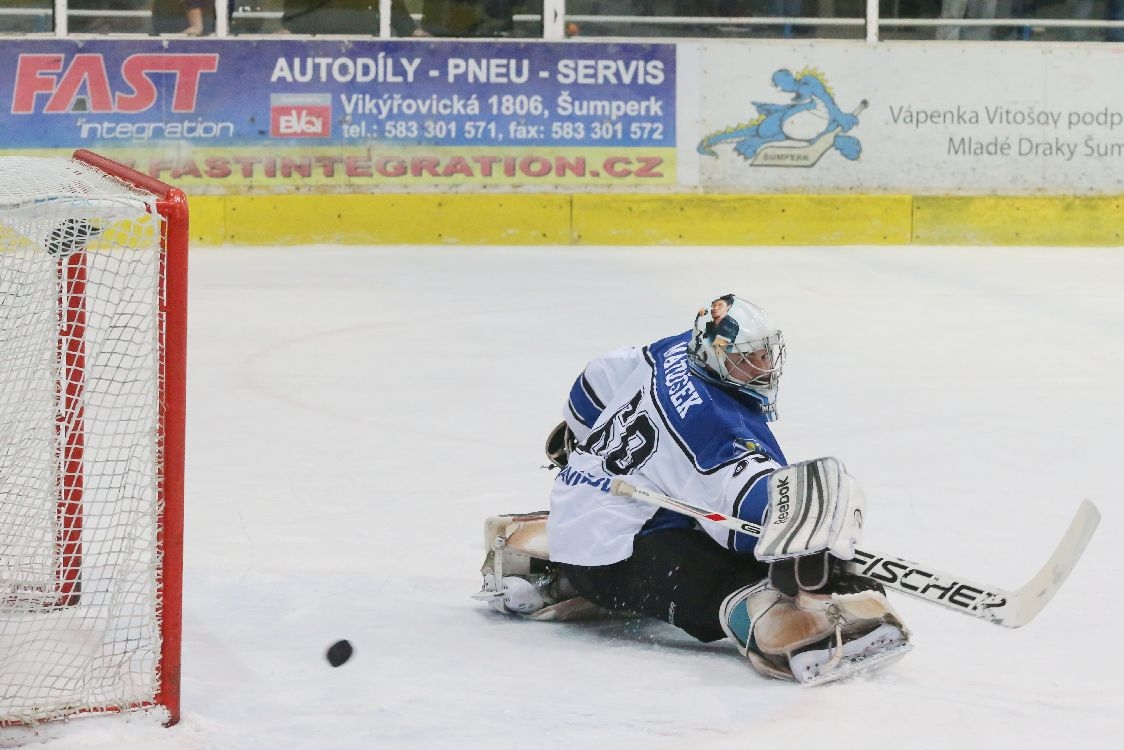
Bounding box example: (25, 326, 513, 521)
(475, 514, 554, 613)
(474, 513, 598, 619)
(720, 578, 912, 685)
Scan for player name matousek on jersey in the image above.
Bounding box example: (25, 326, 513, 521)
(662, 342, 704, 418)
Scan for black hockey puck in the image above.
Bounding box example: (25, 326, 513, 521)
(326, 639, 353, 667)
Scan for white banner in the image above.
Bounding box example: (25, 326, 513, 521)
(683, 41, 1124, 195)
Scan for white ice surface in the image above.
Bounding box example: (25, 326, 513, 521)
(5, 244, 1122, 749)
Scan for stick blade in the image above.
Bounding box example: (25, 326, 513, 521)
(999, 499, 1101, 628)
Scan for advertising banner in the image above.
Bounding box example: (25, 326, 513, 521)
(0, 39, 676, 191)
(6, 39, 1124, 196)
(689, 42, 1124, 195)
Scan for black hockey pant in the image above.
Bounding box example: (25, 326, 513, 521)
(559, 528, 769, 643)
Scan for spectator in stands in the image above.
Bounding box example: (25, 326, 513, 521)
(936, 0, 997, 40)
(280, 0, 429, 35)
(994, 0, 1033, 40)
(772, 0, 805, 37)
(480, 0, 518, 35)
(1109, 0, 1124, 41)
(1067, 0, 1124, 40)
(0, 0, 51, 33)
(420, 0, 517, 36)
(151, 0, 214, 35)
(1067, 0, 1094, 39)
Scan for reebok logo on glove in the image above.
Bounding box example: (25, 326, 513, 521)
(773, 476, 790, 524)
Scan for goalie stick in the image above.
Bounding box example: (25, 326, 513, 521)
(609, 479, 1100, 628)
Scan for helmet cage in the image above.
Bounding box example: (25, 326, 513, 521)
(688, 296, 786, 420)
(715, 333, 785, 392)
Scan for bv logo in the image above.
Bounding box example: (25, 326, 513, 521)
(270, 93, 331, 138)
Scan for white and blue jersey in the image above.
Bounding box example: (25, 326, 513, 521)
(548, 332, 787, 566)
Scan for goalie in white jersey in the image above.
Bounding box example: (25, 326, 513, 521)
(476, 295, 911, 685)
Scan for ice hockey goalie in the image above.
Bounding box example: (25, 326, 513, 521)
(473, 295, 912, 686)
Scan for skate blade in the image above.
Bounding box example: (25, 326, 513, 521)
(798, 642, 913, 687)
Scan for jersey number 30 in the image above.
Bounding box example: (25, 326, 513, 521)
(584, 392, 658, 475)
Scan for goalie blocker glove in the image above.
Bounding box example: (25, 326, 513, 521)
(756, 457, 865, 595)
(756, 457, 865, 565)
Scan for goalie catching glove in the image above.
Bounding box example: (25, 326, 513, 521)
(544, 421, 576, 469)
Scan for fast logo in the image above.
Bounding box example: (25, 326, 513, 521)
(271, 93, 331, 138)
(12, 53, 219, 114)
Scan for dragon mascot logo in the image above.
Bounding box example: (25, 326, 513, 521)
(698, 67, 867, 168)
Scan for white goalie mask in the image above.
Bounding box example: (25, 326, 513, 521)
(688, 295, 786, 421)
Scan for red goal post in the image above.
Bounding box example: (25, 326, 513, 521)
(0, 150, 186, 727)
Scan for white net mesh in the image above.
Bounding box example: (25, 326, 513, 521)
(0, 157, 169, 725)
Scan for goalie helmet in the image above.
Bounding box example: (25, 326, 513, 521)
(688, 295, 786, 421)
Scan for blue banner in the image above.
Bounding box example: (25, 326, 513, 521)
(0, 39, 676, 188)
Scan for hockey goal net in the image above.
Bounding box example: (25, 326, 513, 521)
(0, 150, 185, 726)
